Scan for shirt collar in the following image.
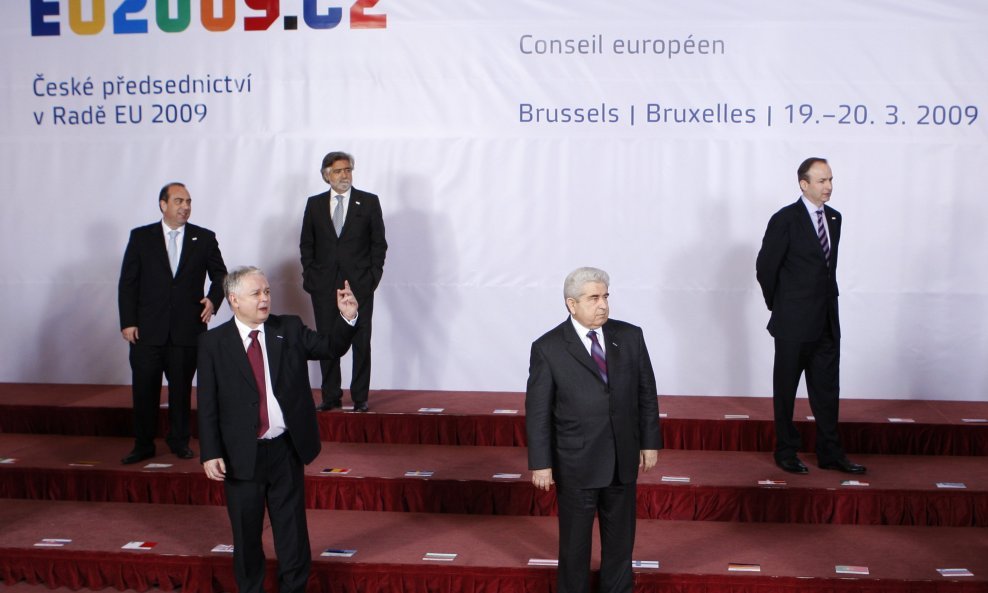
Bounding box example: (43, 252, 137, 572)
(233, 316, 265, 343)
(800, 195, 825, 215)
(161, 220, 186, 236)
(570, 316, 602, 340)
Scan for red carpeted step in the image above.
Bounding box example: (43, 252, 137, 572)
(1, 499, 985, 593)
(1, 384, 986, 455)
(2, 434, 985, 526)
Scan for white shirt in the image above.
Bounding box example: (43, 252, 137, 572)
(570, 316, 606, 358)
(332, 188, 352, 227)
(161, 220, 185, 265)
(233, 317, 287, 439)
(800, 195, 831, 246)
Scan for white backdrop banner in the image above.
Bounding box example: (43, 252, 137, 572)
(1, 1, 986, 400)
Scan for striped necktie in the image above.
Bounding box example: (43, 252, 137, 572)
(816, 209, 830, 265)
(587, 330, 608, 384)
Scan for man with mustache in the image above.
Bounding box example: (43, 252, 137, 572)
(300, 151, 387, 413)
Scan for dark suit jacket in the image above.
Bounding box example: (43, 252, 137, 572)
(299, 188, 387, 303)
(196, 314, 356, 479)
(526, 318, 661, 489)
(118, 222, 227, 347)
(756, 199, 841, 342)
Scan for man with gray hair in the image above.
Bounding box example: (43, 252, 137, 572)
(526, 267, 661, 593)
(300, 150, 387, 413)
(197, 266, 358, 593)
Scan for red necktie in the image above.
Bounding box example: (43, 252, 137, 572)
(247, 330, 269, 437)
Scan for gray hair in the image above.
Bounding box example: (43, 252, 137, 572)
(563, 267, 610, 301)
(224, 266, 265, 301)
(321, 151, 354, 171)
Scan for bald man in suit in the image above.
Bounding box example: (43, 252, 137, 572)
(118, 182, 227, 464)
(756, 157, 865, 475)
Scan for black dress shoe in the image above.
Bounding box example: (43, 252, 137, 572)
(819, 458, 867, 474)
(353, 402, 369, 413)
(121, 449, 155, 465)
(316, 401, 342, 412)
(775, 457, 809, 474)
(171, 446, 195, 460)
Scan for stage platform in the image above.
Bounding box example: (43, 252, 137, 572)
(1, 434, 986, 526)
(2, 384, 986, 454)
(2, 500, 986, 593)
(1, 384, 986, 593)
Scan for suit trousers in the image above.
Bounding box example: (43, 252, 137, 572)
(224, 433, 311, 593)
(128, 341, 196, 452)
(556, 479, 637, 593)
(311, 290, 374, 405)
(772, 319, 844, 464)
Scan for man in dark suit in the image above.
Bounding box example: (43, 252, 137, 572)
(118, 182, 227, 464)
(300, 150, 387, 413)
(197, 266, 358, 593)
(526, 267, 661, 593)
(756, 157, 865, 475)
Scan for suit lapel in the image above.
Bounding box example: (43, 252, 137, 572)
(563, 320, 606, 384)
(601, 322, 620, 381)
(175, 225, 199, 276)
(219, 322, 257, 393)
(794, 200, 829, 264)
(825, 205, 840, 249)
(339, 189, 363, 238)
(263, 316, 283, 390)
(149, 224, 172, 275)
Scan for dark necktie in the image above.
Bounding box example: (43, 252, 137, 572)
(816, 209, 830, 265)
(247, 330, 269, 437)
(587, 330, 608, 384)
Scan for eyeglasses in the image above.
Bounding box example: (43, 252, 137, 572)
(328, 167, 353, 175)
